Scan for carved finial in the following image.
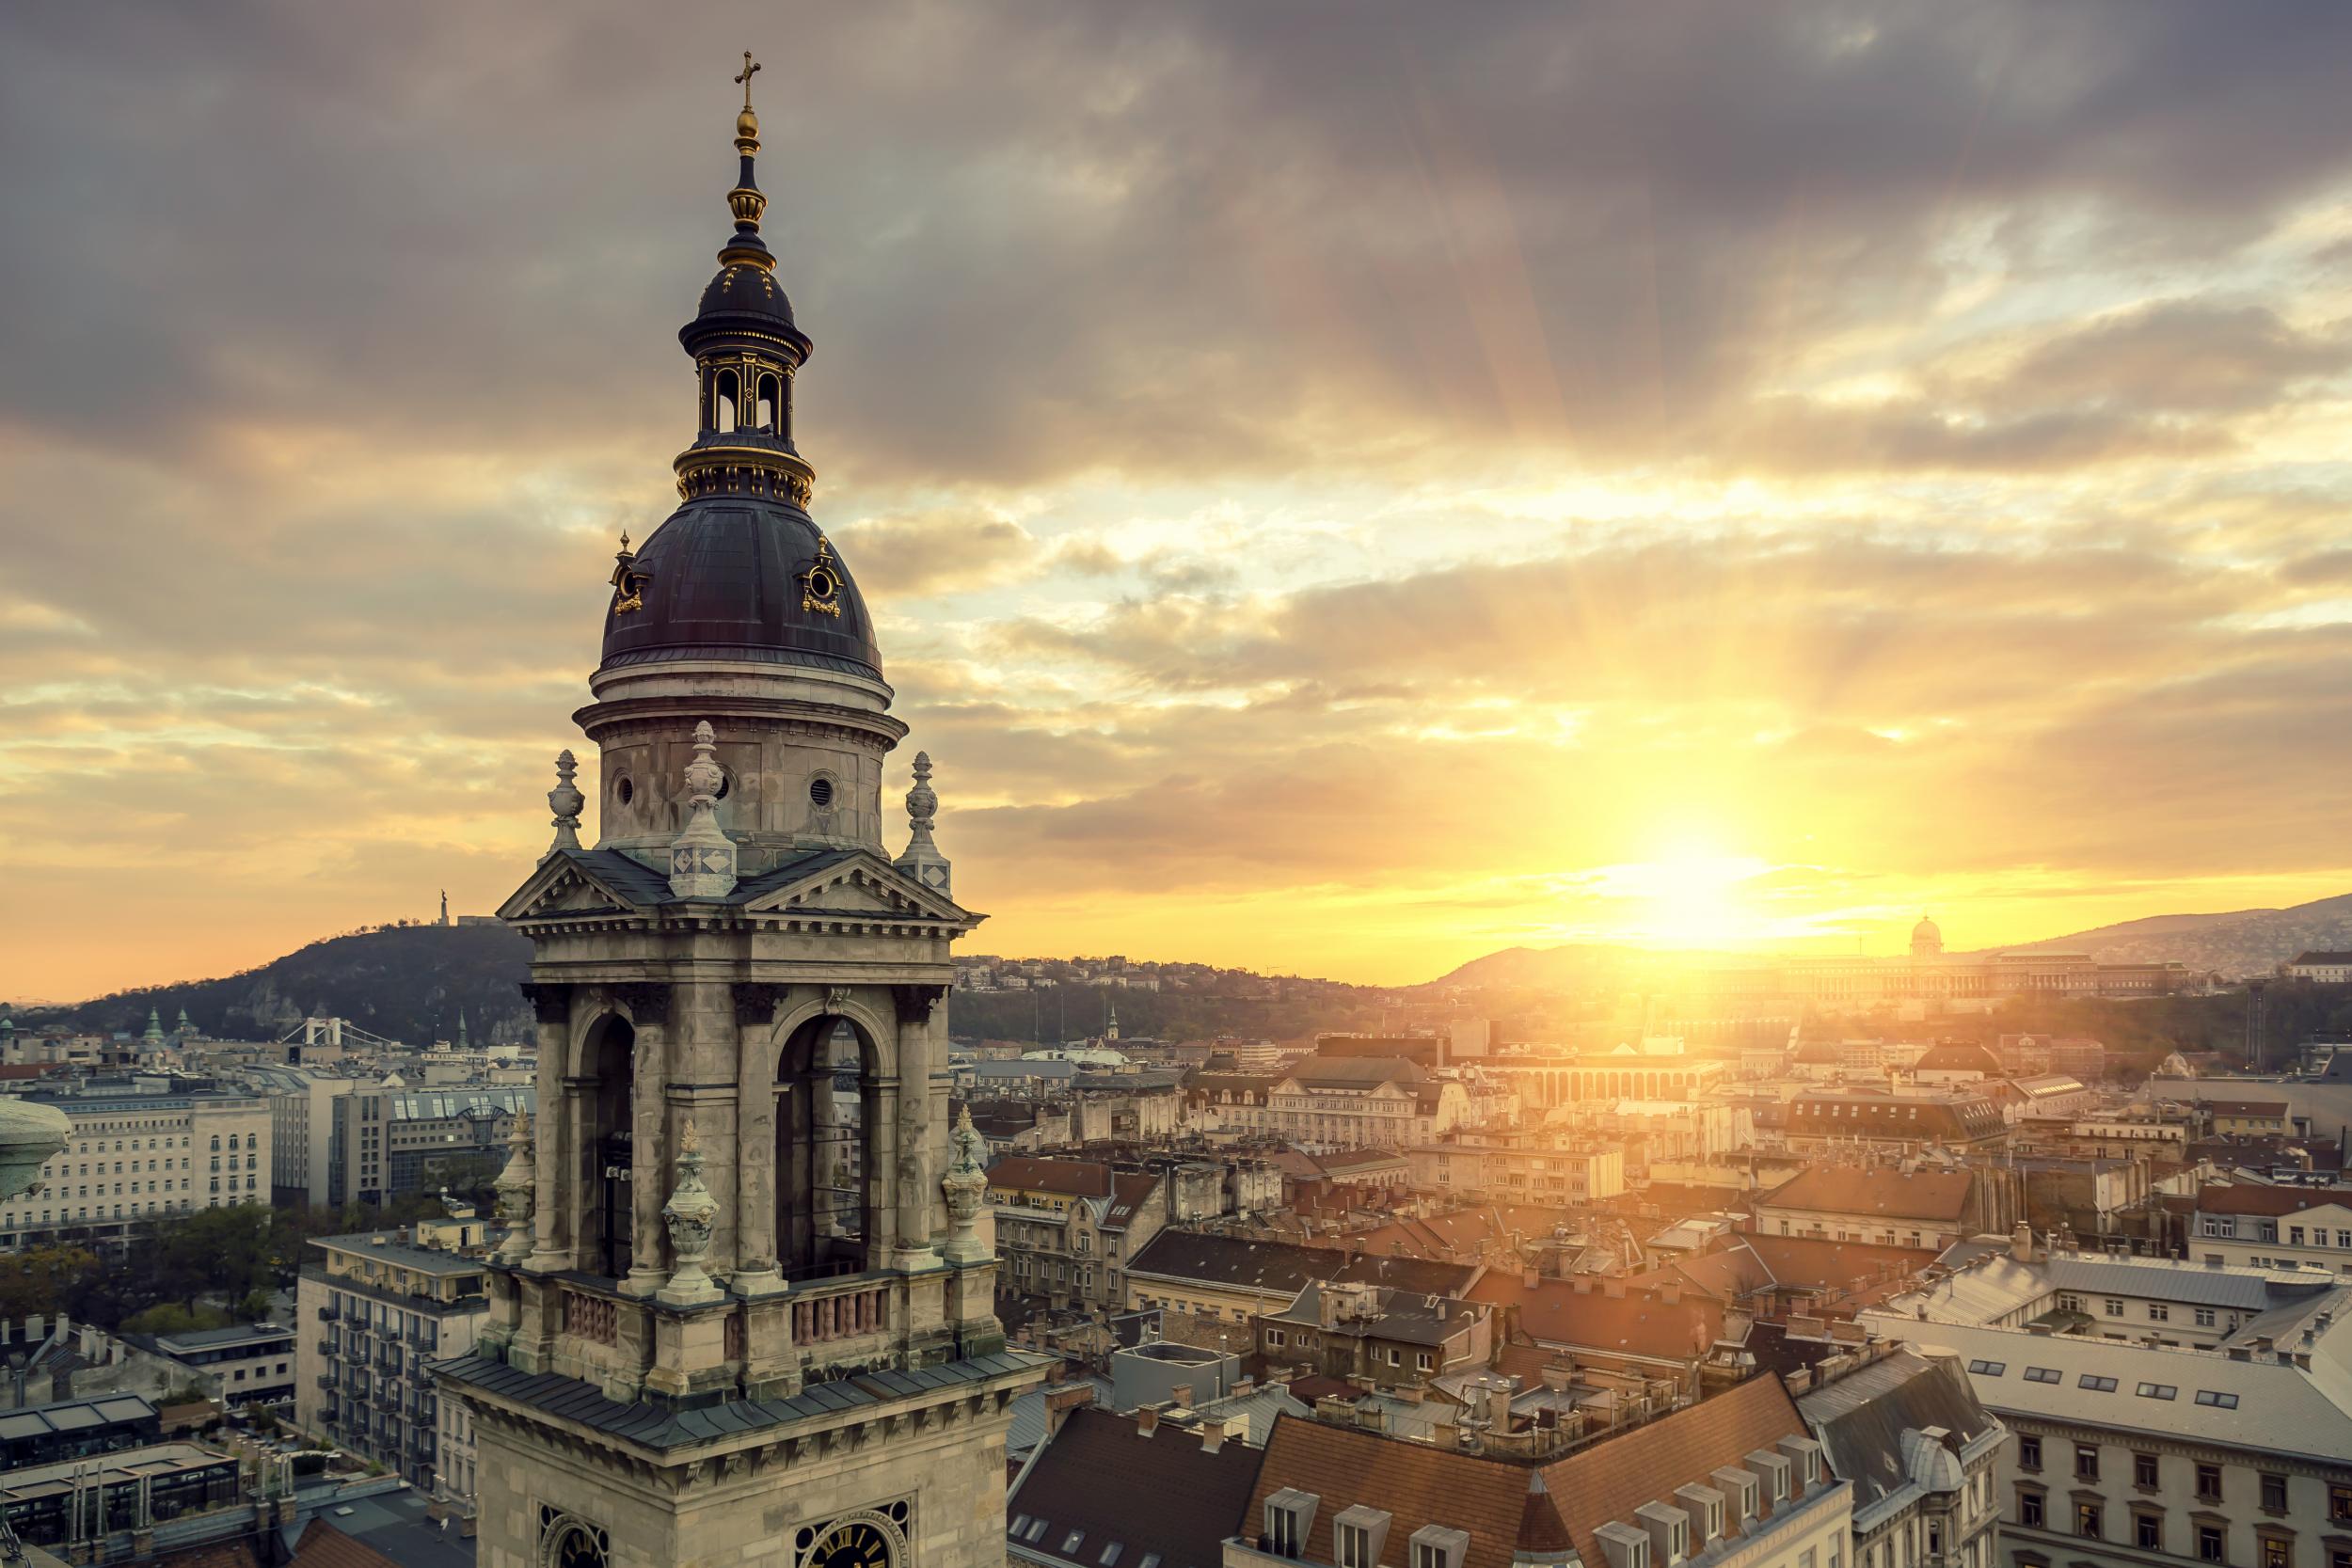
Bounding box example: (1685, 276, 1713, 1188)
(546, 749, 584, 860)
(894, 749, 952, 897)
(679, 1116, 701, 1158)
(668, 720, 739, 899)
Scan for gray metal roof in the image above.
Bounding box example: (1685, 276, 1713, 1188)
(387, 1086, 532, 1121)
(2044, 1255, 2303, 1311)
(435, 1348, 1046, 1453)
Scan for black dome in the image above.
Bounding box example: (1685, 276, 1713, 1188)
(599, 493, 883, 681)
(691, 261, 802, 336)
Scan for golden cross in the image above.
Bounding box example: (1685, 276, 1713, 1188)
(735, 51, 761, 110)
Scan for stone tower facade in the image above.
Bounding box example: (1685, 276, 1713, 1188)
(438, 58, 1038, 1568)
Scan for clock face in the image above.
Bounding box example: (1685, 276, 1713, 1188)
(807, 1521, 893, 1568)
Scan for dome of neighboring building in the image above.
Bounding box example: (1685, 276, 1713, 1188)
(1911, 914, 1945, 957)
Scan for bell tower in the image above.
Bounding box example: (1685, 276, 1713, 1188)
(440, 55, 1040, 1568)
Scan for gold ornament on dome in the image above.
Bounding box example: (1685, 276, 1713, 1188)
(801, 534, 844, 616)
(610, 530, 648, 615)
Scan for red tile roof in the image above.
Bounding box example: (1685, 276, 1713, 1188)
(1240, 1374, 1811, 1568)
(1467, 1275, 1728, 1363)
(1104, 1172, 1161, 1229)
(988, 1156, 1113, 1198)
(1541, 1374, 1809, 1568)
(2194, 1183, 2352, 1216)
(290, 1521, 405, 1568)
(1009, 1405, 1264, 1568)
(1757, 1166, 1974, 1223)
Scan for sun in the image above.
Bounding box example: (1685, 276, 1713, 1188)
(1615, 840, 1768, 948)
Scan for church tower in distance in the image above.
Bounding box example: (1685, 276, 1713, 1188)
(439, 55, 1040, 1568)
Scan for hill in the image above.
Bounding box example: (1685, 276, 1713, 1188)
(1999, 890, 2352, 975)
(1422, 888, 2352, 990)
(8, 924, 534, 1046)
(7, 926, 1388, 1050)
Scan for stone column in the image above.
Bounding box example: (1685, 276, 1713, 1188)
(730, 983, 787, 1296)
(891, 985, 945, 1270)
(520, 985, 573, 1273)
(616, 984, 671, 1297)
(863, 1074, 899, 1263)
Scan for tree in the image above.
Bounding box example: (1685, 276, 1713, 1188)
(0, 1246, 102, 1321)
(122, 1302, 232, 1335)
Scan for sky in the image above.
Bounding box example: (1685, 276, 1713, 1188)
(7, 2, 2352, 1003)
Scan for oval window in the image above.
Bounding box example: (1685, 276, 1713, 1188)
(615, 777, 634, 806)
(809, 776, 834, 809)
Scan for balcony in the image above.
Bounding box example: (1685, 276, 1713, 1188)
(315, 1373, 337, 1391)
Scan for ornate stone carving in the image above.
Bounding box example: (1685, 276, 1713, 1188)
(891, 984, 946, 1024)
(495, 1112, 536, 1264)
(732, 981, 787, 1028)
(893, 751, 952, 896)
(940, 1103, 991, 1265)
(824, 985, 854, 1012)
(518, 982, 572, 1025)
(546, 750, 585, 860)
(657, 1118, 723, 1307)
(668, 720, 739, 899)
(611, 983, 671, 1025)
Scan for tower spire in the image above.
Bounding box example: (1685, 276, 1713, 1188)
(720, 51, 771, 268)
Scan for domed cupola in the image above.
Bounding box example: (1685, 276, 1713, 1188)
(575, 55, 904, 872)
(595, 52, 884, 686)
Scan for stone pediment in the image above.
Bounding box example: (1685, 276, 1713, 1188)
(739, 850, 971, 925)
(498, 851, 655, 922)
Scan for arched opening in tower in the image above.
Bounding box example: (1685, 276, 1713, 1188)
(580, 1014, 637, 1279)
(773, 1013, 881, 1279)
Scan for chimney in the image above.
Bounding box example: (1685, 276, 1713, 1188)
(1171, 1382, 1194, 1410)
(1136, 1403, 1162, 1436)
(1573, 1276, 1594, 1294)
(1200, 1420, 1228, 1455)
(1522, 1269, 1540, 1289)
(1043, 1380, 1096, 1440)
(2010, 1221, 2033, 1262)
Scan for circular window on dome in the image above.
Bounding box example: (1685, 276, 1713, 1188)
(808, 776, 834, 809)
(615, 777, 634, 807)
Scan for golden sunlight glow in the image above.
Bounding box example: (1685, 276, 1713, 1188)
(1600, 841, 1772, 949)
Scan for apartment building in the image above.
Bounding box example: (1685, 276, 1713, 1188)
(2192, 1183, 2352, 1273)
(0, 1087, 270, 1250)
(1863, 1249, 2352, 1568)
(321, 1085, 531, 1209)
(987, 1157, 1168, 1311)
(1231, 1372, 1851, 1568)
(1257, 1281, 1493, 1392)
(1406, 1132, 1628, 1203)
(1798, 1347, 2008, 1568)
(294, 1227, 489, 1500)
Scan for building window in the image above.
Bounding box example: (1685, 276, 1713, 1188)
(2018, 1435, 2042, 1470)
(2264, 1474, 2290, 1513)
(2136, 1453, 2160, 1488)
(2019, 1490, 2044, 1528)
(2197, 1465, 2223, 1503)
(2330, 1483, 2352, 1523)
(2200, 1526, 2225, 1562)
(2196, 1389, 2239, 1409)
(2075, 1445, 2100, 1481)
(2135, 1513, 2162, 1550)
(2196, 1307, 2217, 1327)
(2151, 1304, 2169, 1322)
(2078, 1502, 2102, 1540)
(2263, 1538, 2291, 1568)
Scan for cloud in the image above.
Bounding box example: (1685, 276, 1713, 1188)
(8, 1, 2352, 995)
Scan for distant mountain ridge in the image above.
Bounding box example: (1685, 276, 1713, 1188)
(8, 924, 533, 1046)
(1994, 890, 2352, 975)
(1423, 890, 2352, 990)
